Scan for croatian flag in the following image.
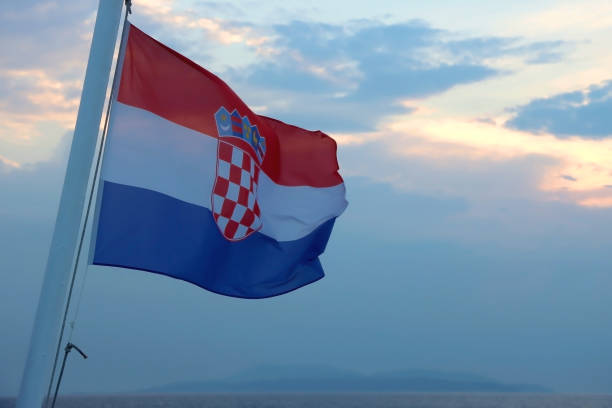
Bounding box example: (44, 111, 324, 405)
(90, 23, 347, 298)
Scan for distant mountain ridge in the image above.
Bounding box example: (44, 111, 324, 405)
(142, 364, 551, 394)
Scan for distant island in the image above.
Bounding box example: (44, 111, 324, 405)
(141, 365, 551, 394)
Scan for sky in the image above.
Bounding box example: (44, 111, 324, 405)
(1, 0, 612, 396)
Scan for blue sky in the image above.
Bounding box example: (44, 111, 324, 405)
(2, 0, 612, 396)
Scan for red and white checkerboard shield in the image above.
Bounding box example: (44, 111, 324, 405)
(211, 141, 262, 241)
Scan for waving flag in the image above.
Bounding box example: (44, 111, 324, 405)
(91, 24, 347, 298)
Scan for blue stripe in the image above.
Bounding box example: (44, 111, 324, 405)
(92, 181, 335, 298)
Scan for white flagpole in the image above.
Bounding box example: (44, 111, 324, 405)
(17, 1, 124, 406)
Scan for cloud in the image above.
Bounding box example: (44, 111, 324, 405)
(132, 0, 274, 67)
(441, 38, 567, 65)
(506, 80, 612, 139)
(0, 69, 81, 125)
(239, 20, 499, 98)
(518, 0, 612, 35)
(0, 2, 572, 164)
(0, 1, 96, 163)
(0, 154, 20, 170)
(579, 196, 612, 208)
(331, 103, 612, 207)
(340, 137, 559, 205)
(0, 1, 95, 73)
(225, 20, 567, 132)
(0, 132, 69, 219)
(146, 13, 264, 47)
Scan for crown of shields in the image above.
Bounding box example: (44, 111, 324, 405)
(211, 107, 267, 241)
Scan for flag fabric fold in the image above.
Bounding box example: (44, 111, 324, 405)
(91, 23, 347, 298)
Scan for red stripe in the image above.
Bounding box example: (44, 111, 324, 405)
(117, 24, 343, 188)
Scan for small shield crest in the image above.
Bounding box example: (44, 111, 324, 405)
(211, 107, 266, 241)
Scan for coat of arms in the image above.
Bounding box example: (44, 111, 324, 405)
(211, 107, 266, 241)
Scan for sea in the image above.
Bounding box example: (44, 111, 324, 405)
(2, 393, 612, 408)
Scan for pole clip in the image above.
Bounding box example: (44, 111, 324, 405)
(65, 342, 88, 359)
(50, 343, 88, 408)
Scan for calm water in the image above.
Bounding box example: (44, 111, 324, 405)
(2, 393, 612, 408)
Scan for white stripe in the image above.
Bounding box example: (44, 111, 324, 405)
(102, 103, 216, 206)
(102, 102, 347, 242)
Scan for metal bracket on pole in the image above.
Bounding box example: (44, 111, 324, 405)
(49, 343, 88, 408)
(66, 343, 88, 360)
